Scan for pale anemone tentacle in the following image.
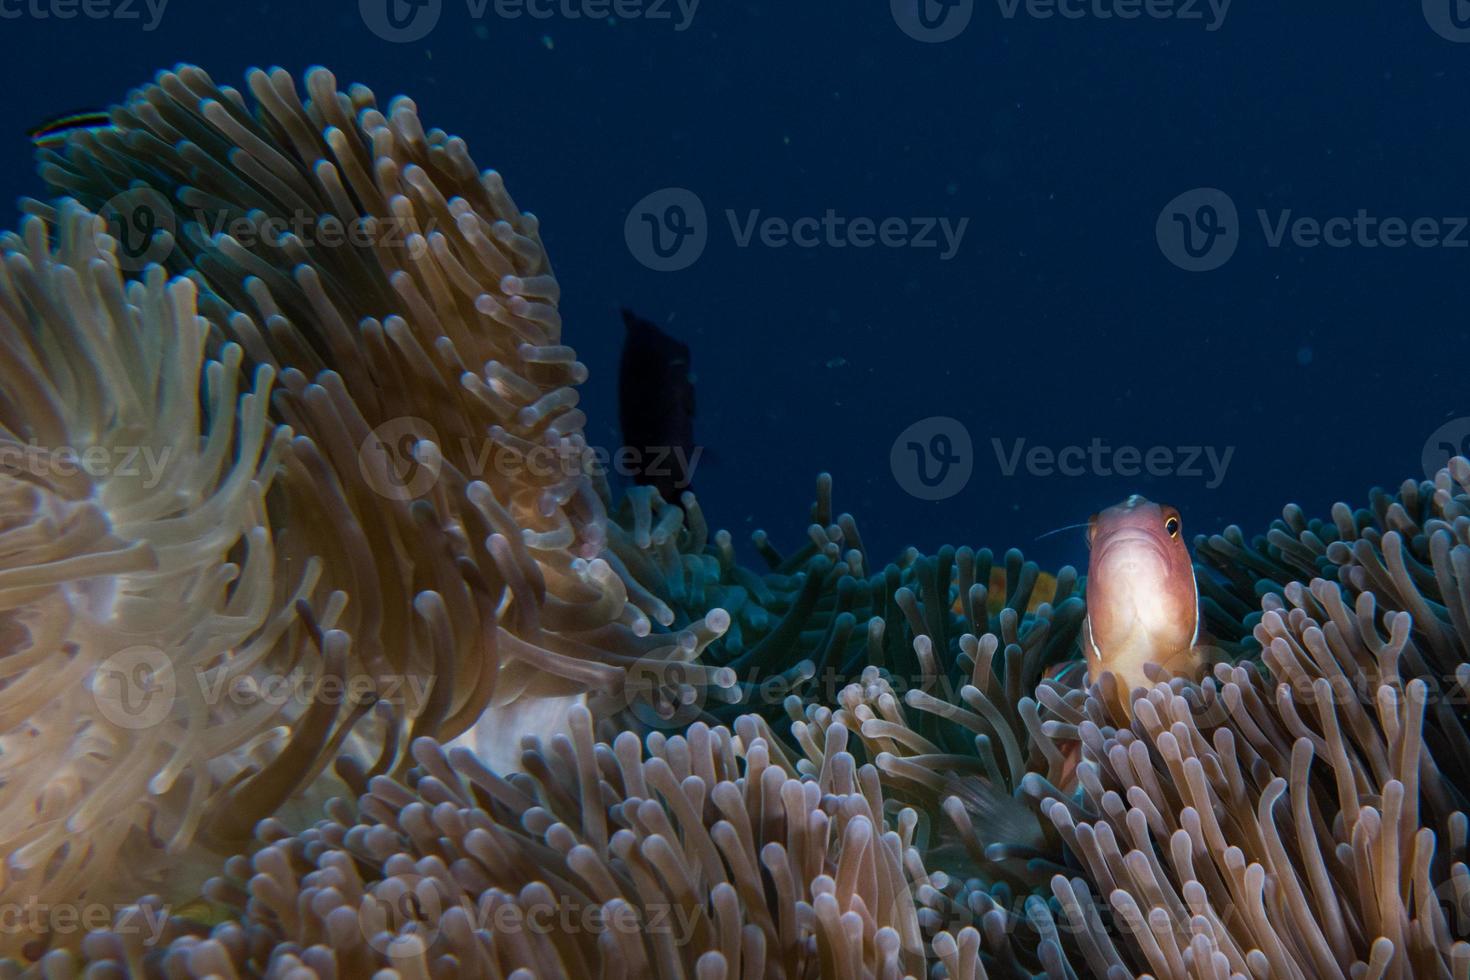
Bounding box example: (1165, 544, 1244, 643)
(19, 718, 957, 980)
(0, 201, 333, 959)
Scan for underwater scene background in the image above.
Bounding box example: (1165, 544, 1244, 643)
(4, 2, 1466, 569)
(1, 2, 1470, 979)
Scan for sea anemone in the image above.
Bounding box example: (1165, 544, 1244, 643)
(2, 64, 734, 956)
(0, 201, 318, 957)
(27, 64, 698, 770)
(22, 710, 966, 979)
(1049, 584, 1463, 977)
(8, 62, 1470, 980)
(604, 475, 1082, 733)
(592, 464, 1470, 977)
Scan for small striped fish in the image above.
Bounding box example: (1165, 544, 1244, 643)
(28, 110, 113, 150)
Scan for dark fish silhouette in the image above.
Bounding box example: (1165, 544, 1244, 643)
(618, 308, 698, 504)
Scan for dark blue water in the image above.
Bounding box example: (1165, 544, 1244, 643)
(3, 1, 1465, 573)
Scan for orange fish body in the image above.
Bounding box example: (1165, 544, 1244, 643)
(1082, 495, 1200, 694)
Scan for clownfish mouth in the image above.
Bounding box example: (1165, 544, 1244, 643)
(1083, 495, 1200, 696)
(1093, 529, 1173, 578)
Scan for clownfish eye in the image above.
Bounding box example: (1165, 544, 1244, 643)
(1165, 516, 1180, 538)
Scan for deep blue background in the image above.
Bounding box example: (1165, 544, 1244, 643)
(0, 1, 1464, 574)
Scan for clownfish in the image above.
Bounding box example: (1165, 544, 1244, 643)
(940, 496, 1202, 826)
(1082, 495, 1201, 694)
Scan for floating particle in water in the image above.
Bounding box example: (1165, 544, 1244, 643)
(1296, 345, 1313, 366)
(542, 35, 555, 50)
(826, 357, 848, 369)
(474, 24, 488, 40)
